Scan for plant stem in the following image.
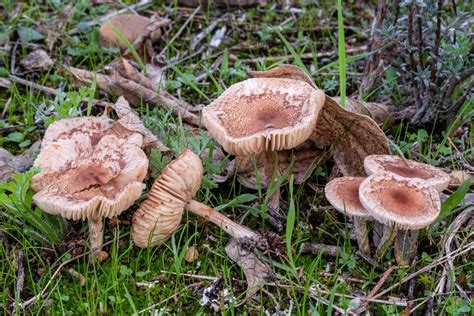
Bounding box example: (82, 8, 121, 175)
(354, 217, 371, 257)
(375, 224, 397, 261)
(185, 199, 261, 244)
(394, 229, 419, 266)
(88, 216, 103, 255)
(264, 151, 282, 231)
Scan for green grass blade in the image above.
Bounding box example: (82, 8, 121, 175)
(436, 177, 471, 223)
(337, 0, 347, 108)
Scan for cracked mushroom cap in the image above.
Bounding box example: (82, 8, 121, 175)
(359, 173, 441, 230)
(325, 177, 370, 218)
(364, 155, 450, 191)
(132, 149, 203, 248)
(31, 117, 148, 221)
(99, 14, 150, 49)
(202, 78, 325, 156)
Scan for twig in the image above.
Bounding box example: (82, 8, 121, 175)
(156, 6, 201, 60)
(366, 265, 397, 299)
(9, 75, 61, 95)
(15, 251, 25, 299)
(190, 16, 226, 51)
(372, 241, 474, 300)
(14, 234, 129, 311)
(10, 41, 19, 75)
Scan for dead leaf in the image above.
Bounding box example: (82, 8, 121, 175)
(105, 96, 170, 152)
(20, 50, 53, 71)
(122, 13, 170, 61)
(64, 65, 200, 126)
(44, 4, 75, 51)
(0, 141, 41, 183)
(310, 96, 390, 176)
(0, 77, 12, 89)
(225, 239, 274, 300)
(68, 268, 86, 287)
(332, 97, 393, 125)
(249, 65, 390, 177)
(185, 245, 199, 263)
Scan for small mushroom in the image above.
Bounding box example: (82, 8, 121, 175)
(131, 149, 262, 248)
(325, 177, 371, 256)
(31, 117, 148, 255)
(359, 173, 441, 264)
(202, 77, 325, 223)
(99, 14, 150, 50)
(364, 155, 450, 191)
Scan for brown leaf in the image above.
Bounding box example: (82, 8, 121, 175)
(225, 239, 274, 300)
(449, 170, 474, 187)
(0, 141, 41, 183)
(310, 96, 389, 176)
(185, 245, 199, 263)
(332, 97, 393, 125)
(20, 50, 54, 71)
(64, 66, 200, 126)
(105, 96, 170, 152)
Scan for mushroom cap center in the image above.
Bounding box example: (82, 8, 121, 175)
(383, 162, 433, 180)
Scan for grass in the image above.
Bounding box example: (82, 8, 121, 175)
(1, 0, 473, 315)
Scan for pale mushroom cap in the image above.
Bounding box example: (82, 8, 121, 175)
(202, 78, 325, 156)
(364, 155, 450, 191)
(33, 134, 148, 220)
(325, 177, 370, 218)
(359, 173, 441, 230)
(132, 149, 203, 248)
(99, 14, 150, 49)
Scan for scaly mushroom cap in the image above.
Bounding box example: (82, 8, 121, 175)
(32, 117, 148, 220)
(325, 177, 370, 218)
(359, 173, 441, 230)
(364, 155, 450, 191)
(202, 78, 325, 156)
(131, 149, 203, 248)
(99, 14, 150, 49)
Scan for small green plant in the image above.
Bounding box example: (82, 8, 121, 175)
(0, 168, 66, 246)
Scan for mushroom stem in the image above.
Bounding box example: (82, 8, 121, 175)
(375, 224, 397, 261)
(264, 151, 282, 230)
(185, 199, 261, 244)
(88, 216, 104, 255)
(394, 229, 419, 266)
(353, 217, 371, 257)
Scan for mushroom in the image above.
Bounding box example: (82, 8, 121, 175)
(131, 149, 262, 248)
(364, 154, 450, 192)
(99, 14, 150, 50)
(202, 77, 325, 223)
(359, 173, 441, 264)
(325, 177, 372, 256)
(31, 117, 148, 255)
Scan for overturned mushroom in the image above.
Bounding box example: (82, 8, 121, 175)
(202, 76, 325, 225)
(364, 154, 451, 191)
(325, 177, 371, 256)
(359, 173, 441, 264)
(99, 14, 150, 50)
(132, 149, 263, 248)
(31, 116, 148, 255)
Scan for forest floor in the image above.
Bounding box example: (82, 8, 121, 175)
(0, 0, 472, 315)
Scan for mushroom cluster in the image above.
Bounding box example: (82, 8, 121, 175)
(325, 154, 449, 265)
(31, 115, 149, 256)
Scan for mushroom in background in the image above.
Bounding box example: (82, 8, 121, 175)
(325, 177, 372, 256)
(132, 149, 263, 248)
(202, 76, 325, 229)
(99, 14, 150, 50)
(31, 116, 149, 256)
(359, 173, 441, 265)
(364, 154, 450, 192)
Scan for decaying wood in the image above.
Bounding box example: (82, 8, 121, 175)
(64, 65, 200, 126)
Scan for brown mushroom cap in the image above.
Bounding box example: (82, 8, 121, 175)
(202, 78, 325, 156)
(131, 149, 203, 247)
(364, 155, 450, 191)
(32, 117, 148, 220)
(359, 173, 441, 230)
(325, 177, 370, 218)
(99, 14, 150, 49)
